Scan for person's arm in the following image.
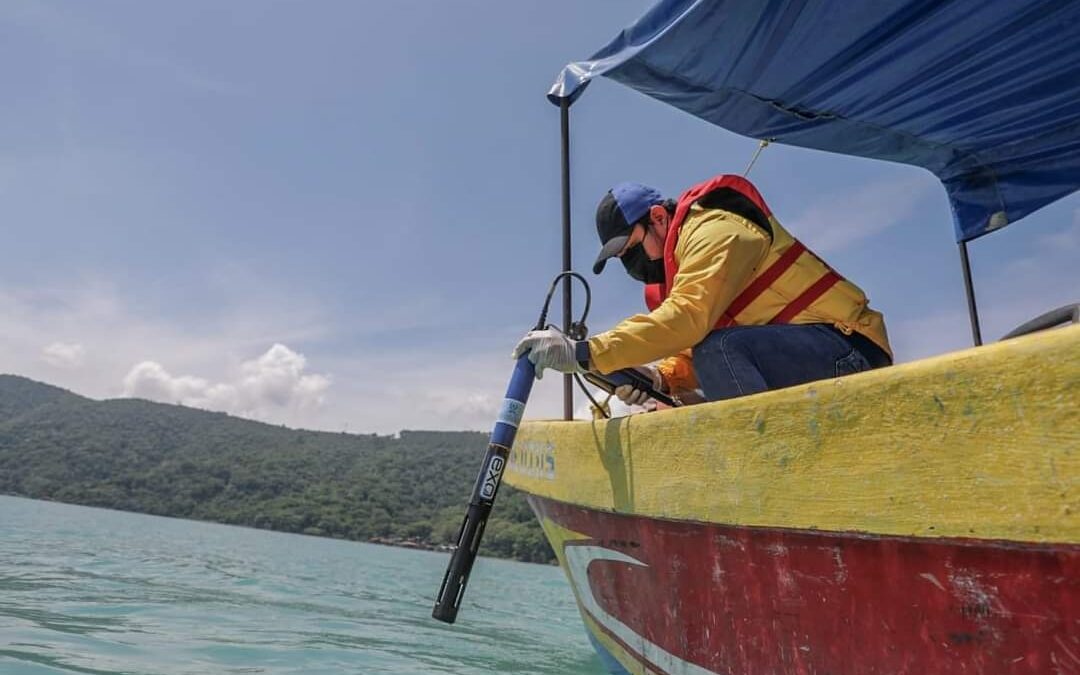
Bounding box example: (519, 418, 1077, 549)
(588, 209, 769, 374)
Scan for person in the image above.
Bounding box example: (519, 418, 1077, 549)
(513, 174, 892, 407)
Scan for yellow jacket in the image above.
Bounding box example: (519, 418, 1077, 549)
(588, 179, 890, 393)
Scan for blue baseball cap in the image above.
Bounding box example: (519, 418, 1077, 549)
(592, 182, 665, 274)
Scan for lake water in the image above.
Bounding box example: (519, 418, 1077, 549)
(0, 496, 605, 674)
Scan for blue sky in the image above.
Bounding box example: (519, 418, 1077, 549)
(2, 1, 1077, 433)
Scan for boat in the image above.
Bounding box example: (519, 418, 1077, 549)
(502, 1, 1080, 672)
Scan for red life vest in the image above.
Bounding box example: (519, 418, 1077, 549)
(643, 175, 843, 329)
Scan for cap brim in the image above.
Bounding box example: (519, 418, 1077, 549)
(592, 235, 629, 274)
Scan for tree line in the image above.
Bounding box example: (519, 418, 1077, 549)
(0, 375, 554, 563)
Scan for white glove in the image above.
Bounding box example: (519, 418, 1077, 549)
(511, 328, 582, 380)
(614, 365, 664, 407)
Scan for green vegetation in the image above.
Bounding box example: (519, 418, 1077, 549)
(0, 375, 554, 563)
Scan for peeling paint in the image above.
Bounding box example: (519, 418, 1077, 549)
(919, 572, 946, 592)
(949, 571, 1006, 645)
(832, 547, 848, 583)
(764, 542, 788, 557)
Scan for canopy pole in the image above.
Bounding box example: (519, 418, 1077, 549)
(958, 241, 983, 346)
(560, 98, 574, 420)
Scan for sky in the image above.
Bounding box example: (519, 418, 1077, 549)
(1, 0, 1077, 434)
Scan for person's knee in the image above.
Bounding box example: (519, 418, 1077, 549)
(692, 328, 762, 401)
(693, 327, 755, 361)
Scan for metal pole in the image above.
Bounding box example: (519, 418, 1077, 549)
(560, 98, 574, 420)
(958, 240, 983, 346)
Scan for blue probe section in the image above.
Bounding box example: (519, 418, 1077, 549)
(490, 354, 536, 448)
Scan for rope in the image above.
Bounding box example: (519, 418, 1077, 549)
(743, 139, 772, 177)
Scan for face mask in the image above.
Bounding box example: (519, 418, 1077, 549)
(620, 242, 666, 284)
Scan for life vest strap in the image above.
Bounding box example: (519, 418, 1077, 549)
(769, 270, 842, 324)
(718, 241, 807, 327)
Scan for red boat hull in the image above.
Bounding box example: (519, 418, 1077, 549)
(529, 497, 1080, 674)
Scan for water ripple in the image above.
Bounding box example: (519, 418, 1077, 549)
(0, 496, 603, 674)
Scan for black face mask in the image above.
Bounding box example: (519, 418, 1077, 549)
(620, 243, 666, 284)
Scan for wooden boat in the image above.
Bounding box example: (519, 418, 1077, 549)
(507, 327, 1078, 673)
(503, 1, 1080, 672)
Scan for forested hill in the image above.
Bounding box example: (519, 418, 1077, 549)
(0, 374, 84, 419)
(0, 374, 553, 563)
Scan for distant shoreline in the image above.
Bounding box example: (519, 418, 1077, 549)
(366, 535, 453, 554)
(1, 493, 556, 564)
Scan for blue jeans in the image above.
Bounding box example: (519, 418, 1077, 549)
(691, 324, 883, 401)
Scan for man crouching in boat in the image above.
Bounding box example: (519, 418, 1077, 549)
(513, 175, 892, 407)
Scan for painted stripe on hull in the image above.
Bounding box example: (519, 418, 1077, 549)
(566, 544, 717, 675)
(587, 632, 634, 675)
(530, 497, 1080, 675)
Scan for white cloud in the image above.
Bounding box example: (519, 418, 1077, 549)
(122, 344, 330, 419)
(786, 176, 936, 253)
(41, 341, 86, 368)
(121, 362, 211, 403)
(0, 279, 334, 426)
(236, 343, 330, 411)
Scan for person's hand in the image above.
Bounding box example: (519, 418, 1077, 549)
(511, 328, 582, 379)
(614, 365, 664, 407)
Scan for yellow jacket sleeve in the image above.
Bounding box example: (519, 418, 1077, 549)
(588, 208, 769, 376)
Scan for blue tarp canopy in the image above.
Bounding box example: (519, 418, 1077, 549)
(550, 0, 1080, 242)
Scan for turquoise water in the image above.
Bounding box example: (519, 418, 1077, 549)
(0, 496, 604, 674)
